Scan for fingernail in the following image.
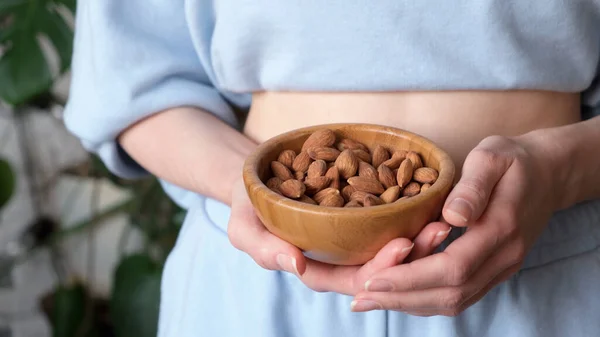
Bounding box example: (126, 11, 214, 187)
(401, 243, 415, 254)
(432, 228, 452, 247)
(351, 300, 382, 312)
(446, 198, 473, 223)
(276, 254, 299, 276)
(365, 279, 394, 292)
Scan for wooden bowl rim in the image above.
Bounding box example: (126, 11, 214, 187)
(243, 123, 456, 216)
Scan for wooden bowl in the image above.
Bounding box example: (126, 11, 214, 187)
(242, 123, 455, 266)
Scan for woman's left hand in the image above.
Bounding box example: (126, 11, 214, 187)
(351, 134, 564, 316)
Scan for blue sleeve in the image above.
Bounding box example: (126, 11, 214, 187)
(63, 0, 239, 179)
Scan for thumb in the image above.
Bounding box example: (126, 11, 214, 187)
(442, 146, 513, 227)
(227, 179, 306, 276)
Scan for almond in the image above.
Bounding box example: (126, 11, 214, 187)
(325, 166, 340, 190)
(378, 164, 397, 189)
(407, 151, 423, 169)
(347, 176, 385, 195)
(292, 151, 312, 173)
(336, 138, 368, 152)
(307, 160, 327, 179)
(421, 183, 431, 193)
(372, 145, 390, 168)
(413, 167, 438, 184)
(277, 150, 296, 169)
(396, 158, 414, 188)
(350, 190, 369, 202)
(294, 170, 305, 182)
(380, 186, 401, 203)
(320, 193, 345, 207)
(314, 187, 340, 204)
(353, 149, 372, 163)
(307, 147, 341, 162)
(364, 194, 385, 207)
(271, 161, 294, 181)
(344, 200, 363, 208)
(403, 181, 421, 197)
(302, 129, 336, 152)
(341, 185, 357, 202)
(381, 150, 407, 169)
(266, 177, 283, 191)
(298, 194, 317, 205)
(304, 176, 331, 195)
(335, 149, 359, 179)
(279, 179, 306, 199)
(358, 161, 379, 181)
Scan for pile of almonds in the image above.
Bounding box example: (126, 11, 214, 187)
(265, 129, 439, 208)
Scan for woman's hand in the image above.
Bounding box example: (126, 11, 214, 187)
(227, 178, 453, 296)
(351, 135, 563, 316)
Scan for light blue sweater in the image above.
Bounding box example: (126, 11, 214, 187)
(64, 0, 600, 188)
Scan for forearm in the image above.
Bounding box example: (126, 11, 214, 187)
(519, 115, 600, 210)
(118, 107, 257, 206)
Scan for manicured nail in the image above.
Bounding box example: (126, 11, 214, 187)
(276, 254, 299, 276)
(365, 279, 394, 292)
(351, 300, 382, 312)
(446, 198, 473, 223)
(401, 243, 415, 254)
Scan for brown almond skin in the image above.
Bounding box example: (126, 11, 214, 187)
(279, 179, 306, 199)
(335, 149, 359, 179)
(304, 176, 332, 195)
(352, 149, 372, 163)
(307, 147, 341, 162)
(407, 151, 423, 169)
(302, 129, 336, 152)
(341, 185, 357, 202)
(344, 200, 363, 208)
(314, 187, 340, 204)
(364, 194, 385, 207)
(396, 158, 414, 188)
(413, 167, 439, 184)
(271, 161, 294, 181)
(378, 164, 397, 189)
(266, 177, 283, 190)
(358, 161, 379, 181)
(292, 151, 312, 173)
(380, 186, 401, 203)
(403, 181, 421, 197)
(307, 160, 328, 179)
(336, 138, 368, 152)
(319, 193, 345, 207)
(372, 145, 390, 168)
(347, 177, 385, 195)
(421, 183, 431, 193)
(298, 194, 317, 205)
(277, 150, 296, 169)
(294, 170, 305, 182)
(325, 166, 340, 190)
(350, 190, 370, 202)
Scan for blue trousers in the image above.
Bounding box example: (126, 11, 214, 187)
(157, 191, 600, 337)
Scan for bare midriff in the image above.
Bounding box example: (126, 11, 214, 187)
(244, 90, 581, 173)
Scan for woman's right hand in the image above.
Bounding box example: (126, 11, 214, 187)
(227, 178, 452, 296)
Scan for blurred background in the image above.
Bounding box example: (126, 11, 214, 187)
(1, 2, 183, 336)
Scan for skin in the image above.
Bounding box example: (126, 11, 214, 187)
(119, 90, 600, 317)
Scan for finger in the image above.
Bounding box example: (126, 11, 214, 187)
(354, 242, 522, 313)
(227, 180, 306, 276)
(442, 144, 513, 226)
(406, 221, 452, 262)
(300, 238, 414, 295)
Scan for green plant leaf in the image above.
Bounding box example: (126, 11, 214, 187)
(0, 0, 27, 14)
(111, 254, 162, 337)
(43, 9, 73, 72)
(55, 0, 76, 12)
(0, 158, 15, 209)
(52, 282, 87, 337)
(0, 36, 53, 105)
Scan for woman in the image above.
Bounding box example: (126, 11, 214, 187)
(64, 1, 600, 336)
